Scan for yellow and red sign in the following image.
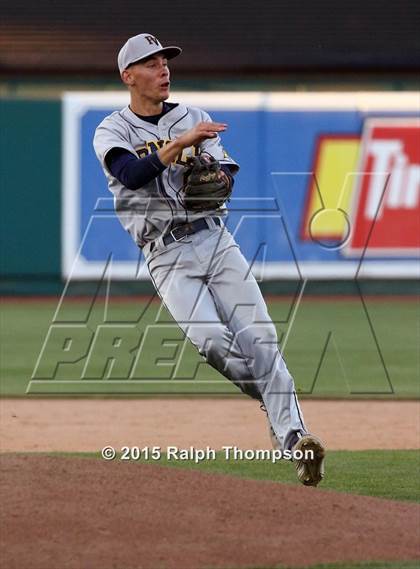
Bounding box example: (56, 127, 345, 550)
(301, 118, 420, 256)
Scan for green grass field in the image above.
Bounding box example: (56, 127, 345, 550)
(82, 449, 417, 503)
(1, 297, 419, 396)
(162, 449, 420, 502)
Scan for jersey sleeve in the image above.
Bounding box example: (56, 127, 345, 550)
(106, 148, 167, 190)
(199, 110, 240, 174)
(93, 118, 138, 175)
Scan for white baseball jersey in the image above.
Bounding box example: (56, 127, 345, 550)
(93, 104, 239, 248)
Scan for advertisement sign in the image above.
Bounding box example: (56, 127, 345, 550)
(62, 92, 419, 279)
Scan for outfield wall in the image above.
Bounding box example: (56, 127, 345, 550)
(1, 93, 419, 288)
(0, 100, 61, 278)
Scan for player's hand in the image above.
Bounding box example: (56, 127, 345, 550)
(158, 122, 227, 166)
(177, 122, 227, 148)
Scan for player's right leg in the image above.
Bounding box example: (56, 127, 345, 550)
(145, 238, 261, 400)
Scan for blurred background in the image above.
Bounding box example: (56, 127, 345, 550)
(1, 0, 419, 295)
(0, 0, 419, 396)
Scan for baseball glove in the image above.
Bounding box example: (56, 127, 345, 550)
(178, 153, 232, 211)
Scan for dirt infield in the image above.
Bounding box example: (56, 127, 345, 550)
(1, 454, 419, 569)
(1, 398, 419, 452)
(1, 398, 419, 569)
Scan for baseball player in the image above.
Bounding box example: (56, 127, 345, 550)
(93, 33, 325, 486)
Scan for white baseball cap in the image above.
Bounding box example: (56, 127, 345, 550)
(118, 33, 182, 74)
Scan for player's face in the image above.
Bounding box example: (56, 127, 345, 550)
(125, 54, 171, 102)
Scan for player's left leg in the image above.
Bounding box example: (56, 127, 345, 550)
(205, 227, 318, 454)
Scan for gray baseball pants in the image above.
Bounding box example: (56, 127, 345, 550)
(144, 218, 307, 450)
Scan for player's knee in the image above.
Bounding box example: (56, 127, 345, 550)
(189, 325, 230, 359)
(203, 328, 230, 358)
(238, 322, 279, 351)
